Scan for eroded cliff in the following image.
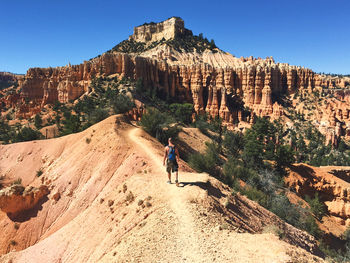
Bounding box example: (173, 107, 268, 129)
(2, 17, 349, 136)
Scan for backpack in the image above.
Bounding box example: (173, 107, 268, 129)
(168, 146, 176, 161)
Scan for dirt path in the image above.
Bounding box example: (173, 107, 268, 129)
(128, 127, 208, 262)
(125, 127, 323, 263)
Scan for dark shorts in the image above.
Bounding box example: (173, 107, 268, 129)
(166, 159, 178, 173)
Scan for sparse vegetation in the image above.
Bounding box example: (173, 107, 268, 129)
(122, 184, 127, 193)
(34, 114, 43, 129)
(108, 33, 219, 54)
(305, 193, 327, 220)
(9, 240, 17, 246)
(36, 168, 43, 177)
(0, 175, 5, 189)
(187, 116, 333, 255)
(189, 142, 221, 177)
(12, 178, 22, 185)
(262, 225, 285, 239)
(169, 103, 193, 125)
(43, 76, 135, 137)
(139, 107, 181, 145)
(125, 191, 135, 203)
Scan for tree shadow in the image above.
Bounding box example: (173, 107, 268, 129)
(175, 137, 200, 161)
(179, 181, 225, 199)
(329, 169, 350, 184)
(289, 164, 315, 180)
(7, 195, 49, 223)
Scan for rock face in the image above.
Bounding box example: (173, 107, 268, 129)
(285, 164, 350, 227)
(0, 184, 49, 218)
(16, 53, 324, 123)
(129, 17, 192, 43)
(9, 18, 350, 127)
(0, 72, 19, 83)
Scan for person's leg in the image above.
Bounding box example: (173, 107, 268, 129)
(166, 161, 171, 183)
(168, 171, 171, 181)
(174, 160, 179, 183)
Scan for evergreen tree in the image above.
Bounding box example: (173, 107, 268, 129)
(34, 114, 43, 129)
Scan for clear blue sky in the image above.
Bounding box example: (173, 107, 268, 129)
(1, 0, 349, 75)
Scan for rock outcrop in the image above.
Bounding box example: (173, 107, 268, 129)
(0, 184, 49, 218)
(0, 72, 19, 83)
(6, 18, 350, 130)
(16, 52, 326, 123)
(285, 164, 350, 227)
(129, 17, 192, 43)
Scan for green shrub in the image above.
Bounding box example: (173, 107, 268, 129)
(12, 178, 22, 185)
(0, 118, 12, 143)
(36, 169, 43, 177)
(60, 112, 81, 136)
(193, 114, 210, 134)
(112, 93, 134, 114)
(269, 194, 300, 226)
(299, 213, 322, 239)
(242, 131, 264, 168)
(274, 144, 295, 172)
(34, 114, 43, 129)
(15, 127, 43, 142)
(223, 131, 244, 158)
(189, 142, 221, 176)
(305, 193, 327, 220)
(188, 153, 208, 173)
(90, 108, 109, 124)
(139, 107, 180, 145)
(223, 157, 257, 183)
(240, 185, 271, 208)
(169, 103, 193, 124)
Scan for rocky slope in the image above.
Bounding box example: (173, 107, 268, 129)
(286, 164, 350, 236)
(0, 115, 323, 262)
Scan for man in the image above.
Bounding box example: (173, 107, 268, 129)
(163, 137, 180, 185)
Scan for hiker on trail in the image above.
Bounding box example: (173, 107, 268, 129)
(163, 137, 180, 185)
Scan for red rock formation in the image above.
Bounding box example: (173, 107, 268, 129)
(17, 50, 345, 124)
(286, 164, 350, 227)
(0, 184, 49, 218)
(12, 19, 350, 129)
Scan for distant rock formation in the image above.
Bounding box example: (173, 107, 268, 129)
(129, 17, 192, 43)
(3, 17, 350, 133)
(0, 72, 19, 83)
(16, 52, 324, 124)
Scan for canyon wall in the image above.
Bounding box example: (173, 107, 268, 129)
(14, 52, 331, 124)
